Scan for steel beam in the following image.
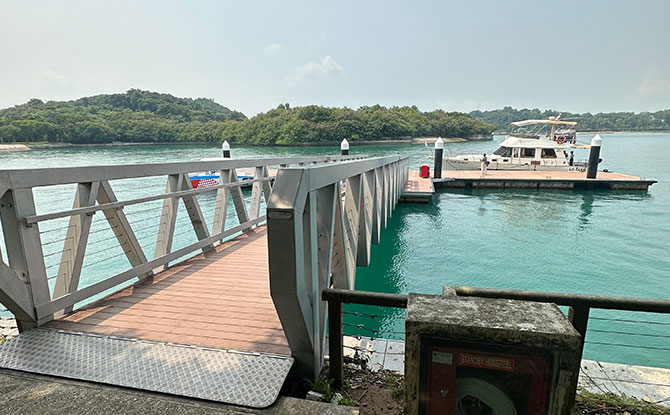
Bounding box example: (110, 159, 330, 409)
(154, 174, 181, 272)
(0, 189, 51, 329)
(53, 182, 100, 315)
(228, 169, 250, 230)
(212, 169, 232, 236)
(178, 173, 213, 252)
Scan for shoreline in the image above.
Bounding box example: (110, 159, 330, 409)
(2, 130, 667, 152)
(0, 136, 492, 151)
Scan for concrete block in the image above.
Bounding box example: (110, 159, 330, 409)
(404, 293, 581, 414)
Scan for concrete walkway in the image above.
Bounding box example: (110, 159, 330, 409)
(3, 320, 669, 408)
(0, 368, 357, 415)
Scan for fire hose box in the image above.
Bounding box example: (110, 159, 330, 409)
(405, 293, 581, 415)
(420, 164, 430, 178)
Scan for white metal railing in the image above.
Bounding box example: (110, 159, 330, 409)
(0, 155, 366, 330)
(266, 155, 409, 379)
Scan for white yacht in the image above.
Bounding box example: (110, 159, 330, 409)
(443, 116, 587, 171)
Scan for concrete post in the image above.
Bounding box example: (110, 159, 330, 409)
(433, 137, 443, 179)
(222, 140, 231, 158)
(586, 135, 602, 179)
(340, 139, 349, 155)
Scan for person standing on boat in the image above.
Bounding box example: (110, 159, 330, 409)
(481, 153, 488, 175)
(569, 151, 574, 166)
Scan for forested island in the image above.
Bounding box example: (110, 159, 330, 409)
(1, 90, 668, 145)
(0, 90, 495, 145)
(470, 107, 670, 132)
(0, 90, 246, 144)
(219, 104, 495, 144)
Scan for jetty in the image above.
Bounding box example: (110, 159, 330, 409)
(0, 151, 667, 411)
(411, 169, 657, 191)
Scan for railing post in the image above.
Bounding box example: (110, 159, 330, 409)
(228, 169, 251, 231)
(0, 188, 50, 330)
(568, 305, 590, 360)
(154, 174, 181, 271)
(328, 298, 343, 388)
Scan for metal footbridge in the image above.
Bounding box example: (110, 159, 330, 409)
(0, 154, 410, 407)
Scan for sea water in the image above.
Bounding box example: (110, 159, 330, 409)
(0, 133, 668, 368)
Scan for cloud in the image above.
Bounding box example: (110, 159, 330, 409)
(635, 68, 670, 96)
(283, 56, 345, 87)
(263, 43, 284, 55)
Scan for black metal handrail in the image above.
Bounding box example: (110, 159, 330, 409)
(452, 286, 670, 313)
(322, 288, 407, 387)
(322, 286, 670, 388)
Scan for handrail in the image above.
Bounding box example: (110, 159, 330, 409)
(25, 176, 274, 225)
(0, 155, 366, 191)
(322, 288, 408, 387)
(322, 288, 408, 308)
(267, 156, 409, 380)
(452, 286, 670, 313)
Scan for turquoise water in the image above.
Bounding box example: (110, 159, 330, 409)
(0, 134, 668, 368)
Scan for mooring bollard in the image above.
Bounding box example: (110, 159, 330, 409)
(586, 134, 602, 179)
(433, 137, 443, 179)
(222, 140, 231, 158)
(340, 139, 349, 155)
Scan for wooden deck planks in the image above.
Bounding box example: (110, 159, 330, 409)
(401, 170, 435, 202)
(48, 226, 291, 356)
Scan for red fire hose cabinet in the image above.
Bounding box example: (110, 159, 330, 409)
(404, 292, 582, 415)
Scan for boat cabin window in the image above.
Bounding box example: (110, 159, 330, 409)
(541, 149, 557, 158)
(493, 146, 512, 156)
(513, 148, 520, 158)
(521, 148, 535, 158)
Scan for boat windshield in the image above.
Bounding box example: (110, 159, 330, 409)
(509, 117, 578, 142)
(493, 146, 512, 156)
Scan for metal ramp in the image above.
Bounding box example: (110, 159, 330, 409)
(0, 329, 294, 408)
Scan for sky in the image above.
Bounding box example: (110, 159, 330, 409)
(1, 0, 669, 117)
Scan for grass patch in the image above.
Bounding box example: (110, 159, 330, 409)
(573, 389, 670, 414)
(318, 363, 669, 415)
(310, 371, 357, 407)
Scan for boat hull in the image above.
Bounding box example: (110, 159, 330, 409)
(189, 174, 254, 189)
(443, 159, 585, 172)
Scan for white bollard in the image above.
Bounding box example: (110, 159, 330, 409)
(340, 139, 349, 155)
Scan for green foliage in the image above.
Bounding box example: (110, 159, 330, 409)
(574, 389, 670, 414)
(470, 106, 670, 132)
(221, 104, 497, 144)
(312, 374, 336, 402)
(311, 373, 356, 407)
(0, 89, 246, 143)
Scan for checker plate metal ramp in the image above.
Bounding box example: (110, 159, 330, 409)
(0, 329, 294, 408)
